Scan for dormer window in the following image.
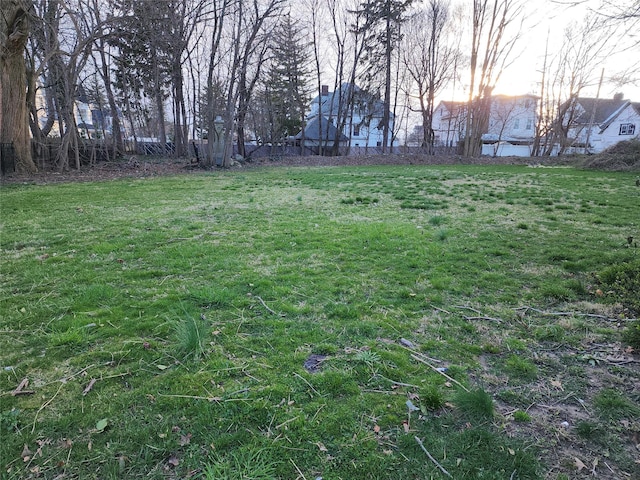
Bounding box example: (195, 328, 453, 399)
(619, 123, 635, 135)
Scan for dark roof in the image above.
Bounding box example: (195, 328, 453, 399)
(573, 97, 629, 125)
(295, 116, 348, 141)
(312, 83, 391, 119)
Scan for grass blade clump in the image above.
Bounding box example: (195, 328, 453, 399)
(453, 388, 495, 421)
(175, 312, 209, 361)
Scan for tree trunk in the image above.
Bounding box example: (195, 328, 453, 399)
(1, 0, 36, 173)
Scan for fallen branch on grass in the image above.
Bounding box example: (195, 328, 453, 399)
(453, 305, 503, 323)
(82, 378, 97, 396)
(410, 352, 469, 393)
(255, 296, 282, 316)
(516, 306, 636, 322)
(414, 436, 452, 478)
(32, 382, 65, 433)
(12, 378, 34, 396)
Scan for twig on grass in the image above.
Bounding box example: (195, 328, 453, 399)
(276, 415, 300, 430)
(12, 378, 34, 396)
(32, 382, 65, 433)
(255, 296, 282, 316)
(464, 315, 503, 323)
(374, 373, 420, 389)
(516, 306, 634, 322)
(290, 459, 307, 480)
(453, 305, 502, 323)
(82, 378, 97, 396)
(430, 305, 452, 315)
(293, 372, 321, 397)
(453, 305, 482, 315)
(398, 345, 442, 364)
(414, 436, 452, 478)
(158, 393, 222, 402)
(410, 353, 469, 393)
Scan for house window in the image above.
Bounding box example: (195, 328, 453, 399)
(353, 126, 360, 137)
(526, 118, 533, 130)
(619, 123, 635, 135)
(513, 119, 520, 129)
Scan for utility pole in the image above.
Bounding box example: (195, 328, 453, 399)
(584, 68, 604, 154)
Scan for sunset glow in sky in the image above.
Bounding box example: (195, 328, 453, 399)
(490, 0, 639, 101)
(442, 0, 640, 102)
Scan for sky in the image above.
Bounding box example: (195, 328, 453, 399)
(450, 0, 640, 102)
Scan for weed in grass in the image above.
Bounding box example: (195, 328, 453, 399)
(453, 388, 495, 421)
(598, 259, 640, 314)
(354, 349, 382, 368)
(513, 410, 531, 422)
(428, 215, 447, 226)
(575, 421, 600, 439)
(505, 355, 538, 381)
(420, 385, 445, 411)
(593, 389, 640, 420)
(435, 228, 449, 241)
(622, 319, 640, 349)
(534, 324, 565, 342)
(204, 449, 277, 480)
(174, 312, 209, 361)
(482, 343, 501, 354)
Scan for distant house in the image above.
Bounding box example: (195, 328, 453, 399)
(432, 100, 467, 147)
(432, 94, 538, 156)
(35, 83, 122, 140)
(297, 83, 396, 150)
(559, 93, 640, 153)
(295, 115, 348, 147)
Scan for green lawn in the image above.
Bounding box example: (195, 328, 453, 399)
(1, 164, 638, 479)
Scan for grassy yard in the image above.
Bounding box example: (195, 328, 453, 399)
(1, 164, 639, 479)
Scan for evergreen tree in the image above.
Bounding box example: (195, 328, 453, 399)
(260, 13, 312, 145)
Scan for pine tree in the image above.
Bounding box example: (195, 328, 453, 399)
(261, 13, 312, 145)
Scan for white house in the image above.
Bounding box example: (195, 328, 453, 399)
(297, 83, 396, 150)
(562, 93, 640, 153)
(34, 83, 122, 140)
(432, 94, 538, 156)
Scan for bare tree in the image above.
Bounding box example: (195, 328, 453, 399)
(217, 0, 284, 167)
(1, 0, 36, 173)
(402, 0, 461, 153)
(463, 0, 524, 158)
(540, 14, 612, 155)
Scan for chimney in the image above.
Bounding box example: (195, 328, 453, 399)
(613, 92, 624, 102)
(321, 85, 329, 96)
